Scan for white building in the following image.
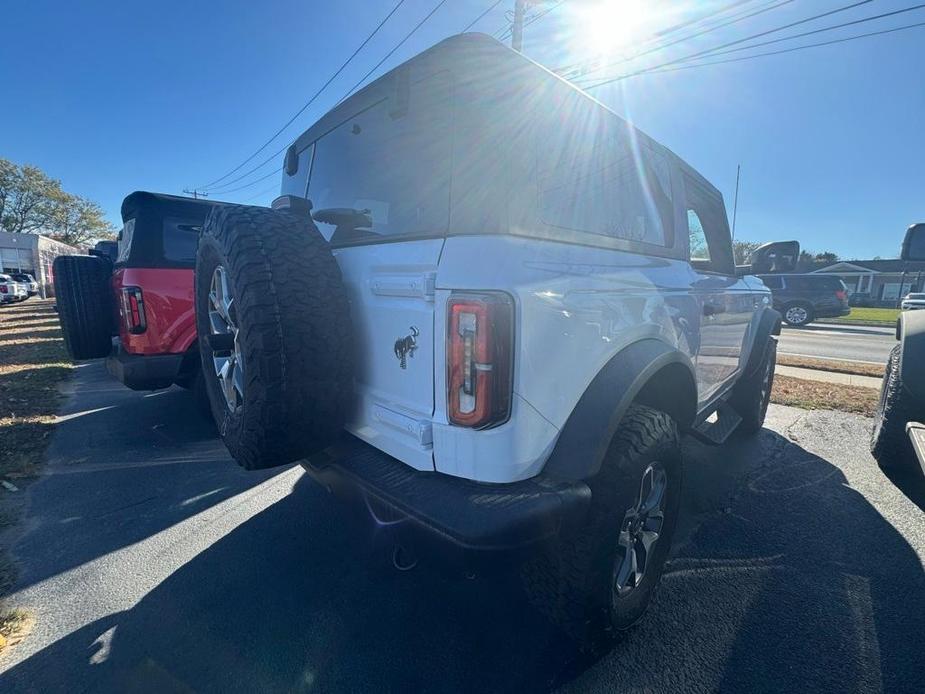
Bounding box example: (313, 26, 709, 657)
(813, 259, 925, 305)
(0, 230, 81, 298)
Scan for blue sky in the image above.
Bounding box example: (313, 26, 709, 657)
(1, 0, 922, 259)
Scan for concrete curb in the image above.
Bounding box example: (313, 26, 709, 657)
(776, 364, 882, 389)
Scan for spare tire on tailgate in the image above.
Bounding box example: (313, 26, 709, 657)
(195, 204, 354, 470)
(53, 255, 113, 360)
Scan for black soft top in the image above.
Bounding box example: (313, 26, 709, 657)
(117, 191, 232, 269)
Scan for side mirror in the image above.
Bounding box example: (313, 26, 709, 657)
(748, 240, 800, 274)
(901, 223, 925, 261)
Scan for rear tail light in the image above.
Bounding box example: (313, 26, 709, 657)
(120, 286, 147, 334)
(447, 292, 513, 429)
(835, 289, 847, 301)
(0, 285, 7, 294)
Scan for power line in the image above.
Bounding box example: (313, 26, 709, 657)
(603, 19, 925, 80)
(461, 0, 506, 33)
(558, 0, 796, 79)
(198, 1, 406, 191)
(336, 0, 450, 106)
(208, 166, 281, 195)
(652, 3, 925, 65)
(207, 0, 496, 197)
(580, 0, 876, 89)
(241, 182, 282, 203)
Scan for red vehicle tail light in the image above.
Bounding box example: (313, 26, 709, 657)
(835, 289, 847, 300)
(120, 286, 147, 335)
(447, 292, 513, 429)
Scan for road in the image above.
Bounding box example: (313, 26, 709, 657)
(779, 323, 895, 364)
(2, 362, 925, 692)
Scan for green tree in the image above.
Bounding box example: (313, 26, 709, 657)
(49, 193, 116, 246)
(0, 162, 62, 234)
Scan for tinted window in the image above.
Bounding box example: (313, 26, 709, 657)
(307, 71, 452, 243)
(760, 275, 783, 289)
(537, 110, 673, 246)
(784, 275, 844, 291)
(162, 218, 201, 263)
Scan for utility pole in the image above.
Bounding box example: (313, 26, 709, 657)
(731, 164, 741, 241)
(183, 189, 209, 200)
(512, 0, 526, 51)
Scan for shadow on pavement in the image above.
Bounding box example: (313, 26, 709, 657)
(883, 466, 925, 514)
(6, 362, 279, 594)
(4, 427, 924, 693)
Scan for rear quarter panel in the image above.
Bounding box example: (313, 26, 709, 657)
(433, 235, 706, 482)
(112, 268, 196, 355)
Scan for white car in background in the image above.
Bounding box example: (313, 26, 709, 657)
(901, 292, 925, 311)
(0, 273, 28, 304)
(11, 273, 39, 297)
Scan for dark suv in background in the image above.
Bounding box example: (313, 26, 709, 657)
(758, 274, 850, 326)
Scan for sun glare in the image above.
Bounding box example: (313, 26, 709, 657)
(580, 0, 652, 55)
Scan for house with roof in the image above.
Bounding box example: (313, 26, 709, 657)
(812, 258, 925, 305)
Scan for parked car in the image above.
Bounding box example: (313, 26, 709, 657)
(193, 34, 796, 645)
(757, 273, 850, 326)
(54, 191, 228, 401)
(901, 292, 925, 311)
(872, 223, 925, 476)
(849, 291, 875, 307)
(0, 273, 28, 304)
(11, 272, 38, 297)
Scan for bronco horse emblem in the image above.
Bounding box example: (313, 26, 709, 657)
(394, 326, 419, 369)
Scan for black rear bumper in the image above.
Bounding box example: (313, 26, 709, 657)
(106, 343, 184, 390)
(301, 436, 590, 554)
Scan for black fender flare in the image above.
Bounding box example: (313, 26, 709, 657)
(740, 307, 782, 379)
(542, 339, 697, 481)
(898, 310, 925, 402)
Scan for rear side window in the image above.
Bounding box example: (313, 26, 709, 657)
(760, 275, 783, 289)
(117, 219, 135, 263)
(162, 218, 201, 263)
(536, 105, 673, 247)
(784, 275, 844, 291)
(307, 71, 453, 243)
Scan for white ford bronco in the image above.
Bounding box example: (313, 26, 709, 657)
(194, 34, 797, 643)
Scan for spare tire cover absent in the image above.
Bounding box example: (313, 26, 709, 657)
(195, 204, 355, 470)
(53, 255, 113, 360)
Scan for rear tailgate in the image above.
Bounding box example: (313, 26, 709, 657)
(334, 239, 443, 471)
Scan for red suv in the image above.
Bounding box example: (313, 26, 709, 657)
(55, 191, 224, 395)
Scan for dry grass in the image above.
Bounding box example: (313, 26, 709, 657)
(0, 607, 35, 651)
(776, 354, 885, 378)
(771, 374, 880, 416)
(0, 298, 73, 653)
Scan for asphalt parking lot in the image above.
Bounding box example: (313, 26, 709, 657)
(1, 361, 924, 692)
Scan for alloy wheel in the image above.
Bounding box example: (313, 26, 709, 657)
(208, 265, 244, 411)
(613, 462, 668, 599)
(785, 306, 809, 325)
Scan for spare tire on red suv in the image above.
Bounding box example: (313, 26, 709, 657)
(54, 255, 113, 360)
(195, 204, 355, 470)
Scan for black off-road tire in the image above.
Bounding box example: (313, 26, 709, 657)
(523, 405, 682, 648)
(782, 302, 814, 327)
(730, 337, 777, 436)
(53, 255, 113, 360)
(195, 205, 354, 470)
(871, 344, 920, 472)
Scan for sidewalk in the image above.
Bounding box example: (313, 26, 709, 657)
(776, 364, 882, 389)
